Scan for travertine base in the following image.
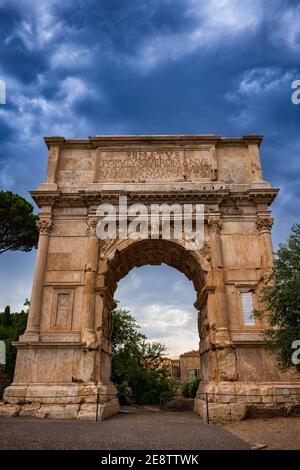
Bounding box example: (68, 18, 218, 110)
(2, 382, 119, 420)
(194, 381, 300, 423)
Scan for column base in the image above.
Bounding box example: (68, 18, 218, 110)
(2, 382, 120, 421)
(18, 332, 40, 342)
(194, 381, 300, 423)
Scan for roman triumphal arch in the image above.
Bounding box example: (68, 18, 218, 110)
(4, 134, 300, 421)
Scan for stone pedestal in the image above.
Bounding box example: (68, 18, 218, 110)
(194, 381, 300, 423)
(3, 341, 120, 420)
(3, 381, 119, 420)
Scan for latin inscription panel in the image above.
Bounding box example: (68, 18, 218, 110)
(97, 147, 217, 182)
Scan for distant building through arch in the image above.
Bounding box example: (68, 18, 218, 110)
(172, 350, 201, 384)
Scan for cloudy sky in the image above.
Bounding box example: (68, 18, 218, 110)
(0, 0, 300, 357)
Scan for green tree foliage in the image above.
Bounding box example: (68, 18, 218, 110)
(255, 224, 300, 371)
(0, 304, 28, 380)
(0, 191, 38, 254)
(3, 305, 11, 328)
(112, 308, 145, 354)
(181, 377, 201, 398)
(111, 308, 175, 404)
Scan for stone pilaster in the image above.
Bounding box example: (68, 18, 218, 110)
(207, 215, 230, 345)
(82, 218, 99, 344)
(245, 140, 263, 182)
(45, 146, 60, 185)
(21, 219, 52, 341)
(205, 215, 238, 382)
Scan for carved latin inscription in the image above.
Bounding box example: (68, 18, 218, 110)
(97, 147, 217, 182)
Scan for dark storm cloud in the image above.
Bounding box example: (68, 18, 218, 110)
(0, 0, 300, 314)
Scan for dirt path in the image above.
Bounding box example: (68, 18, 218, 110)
(222, 416, 300, 450)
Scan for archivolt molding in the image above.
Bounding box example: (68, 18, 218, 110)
(97, 238, 210, 296)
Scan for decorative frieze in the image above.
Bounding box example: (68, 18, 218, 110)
(221, 206, 241, 215)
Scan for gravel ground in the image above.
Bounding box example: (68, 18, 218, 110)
(222, 417, 300, 450)
(0, 411, 249, 450)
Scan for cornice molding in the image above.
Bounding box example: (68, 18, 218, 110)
(43, 134, 264, 150)
(30, 188, 279, 208)
(44, 136, 66, 149)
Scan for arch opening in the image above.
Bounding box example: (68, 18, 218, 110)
(115, 263, 200, 369)
(96, 238, 208, 405)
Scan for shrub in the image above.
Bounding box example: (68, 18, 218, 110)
(181, 377, 200, 398)
(111, 308, 176, 405)
(0, 306, 28, 380)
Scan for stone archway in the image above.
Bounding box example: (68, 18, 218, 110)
(96, 238, 207, 398)
(4, 134, 300, 421)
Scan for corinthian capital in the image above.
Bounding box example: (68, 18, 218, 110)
(256, 216, 274, 234)
(86, 218, 98, 236)
(36, 219, 52, 235)
(208, 216, 222, 234)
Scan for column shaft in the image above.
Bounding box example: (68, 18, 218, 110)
(24, 220, 52, 339)
(82, 220, 99, 343)
(208, 217, 230, 344)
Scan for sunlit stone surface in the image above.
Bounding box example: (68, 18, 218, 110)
(3, 134, 300, 422)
